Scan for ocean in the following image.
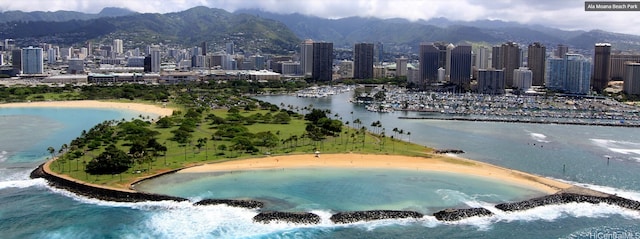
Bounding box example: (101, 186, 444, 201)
(1, 95, 640, 239)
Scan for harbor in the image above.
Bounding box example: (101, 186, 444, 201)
(357, 86, 640, 126)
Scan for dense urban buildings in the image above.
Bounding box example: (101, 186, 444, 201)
(311, 42, 333, 82)
(624, 62, 640, 95)
(527, 42, 546, 86)
(353, 43, 374, 80)
(610, 54, 640, 81)
(592, 43, 612, 93)
(1, 26, 639, 98)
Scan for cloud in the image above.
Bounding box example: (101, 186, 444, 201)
(1, 0, 640, 35)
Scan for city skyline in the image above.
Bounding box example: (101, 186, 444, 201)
(1, 1, 639, 36)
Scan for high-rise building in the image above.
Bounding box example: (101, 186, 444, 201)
(250, 55, 266, 70)
(113, 39, 123, 54)
(21, 46, 44, 74)
(493, 42, 521, 87)
(419, 42, 447, 85)
(150, 49, 161, 73)
(201, 41, 207, 56)
(449, 44, 472, 89)
(477, 69, 505, 95)
(4, 39, 15, 51)
(624, 62, 640, 95)
(475, 46, 489, 70)
(226, 42, 234, 55)
(491, 46, 502, 71)
(67, 58, 84, 74)
(375, 42, 384, 64)
(592, 43, 612, 92)
(527, 42, 546, 86)
(354, 43, 374, 79)
(47, 48, 57, 65)
(11, 49, 22, 71)
(610, 54, 640, 80)
(556, 44, 568, 58)
(445, 43, 455, 79)
(547, 54, 591, 94)
(300, 39, 314, 77)
(396, 57, 408, 77)
(311, 42, 333, 82)
(513, 67, 533, 91)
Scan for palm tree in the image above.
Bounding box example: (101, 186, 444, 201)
(197, 137, 208, 160)
(47, 146, 55, 159)
(59, 144, 68, 172)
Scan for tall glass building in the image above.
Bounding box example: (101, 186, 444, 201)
(546, 54, 591, 94)
(21, 46, 43, 74)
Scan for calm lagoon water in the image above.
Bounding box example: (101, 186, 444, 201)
(1, 96, 640, 238)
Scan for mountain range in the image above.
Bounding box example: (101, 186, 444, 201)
(1, 6, 640, 54)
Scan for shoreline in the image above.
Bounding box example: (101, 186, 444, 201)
(177, 153, 573, 195)
(0, 100, 174, 117)
(32, 152, 640, 223)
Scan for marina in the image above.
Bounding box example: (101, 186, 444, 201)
(358, 86, 640, 126)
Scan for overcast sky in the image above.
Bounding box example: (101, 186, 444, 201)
(2, 0, 639, 35)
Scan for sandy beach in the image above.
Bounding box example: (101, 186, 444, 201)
(179, 153, 573, 194)
(0, 100, 173, 117)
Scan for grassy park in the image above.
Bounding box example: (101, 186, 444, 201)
(48, 94, 429, 189)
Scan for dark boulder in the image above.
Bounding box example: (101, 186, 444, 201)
(253, 211, 321, 224)
(433, 208, 493, 221)
(330, 210, 423, 224)
(194, 199, 264, 209)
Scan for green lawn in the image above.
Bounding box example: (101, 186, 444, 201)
(50, 107, 432, 189)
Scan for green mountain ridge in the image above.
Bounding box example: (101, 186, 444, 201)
(0, 7, 300, 54)
(236, 9, 640, 51)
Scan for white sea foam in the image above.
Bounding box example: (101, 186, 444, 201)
(527, 131, 550, 143)
(591, 139, 640, 155)
(0, 150, 8, 162)
(0, 178, 47, 190)
(40, 180, 640, 237)
(554, 179, 640, 202)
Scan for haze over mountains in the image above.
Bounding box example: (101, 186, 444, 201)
(1, 6, 640, 53)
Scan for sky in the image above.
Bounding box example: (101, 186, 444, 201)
(1, 0, 640, 35)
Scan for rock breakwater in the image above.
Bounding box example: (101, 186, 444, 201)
(30, 163, 188, 203)
(496, 192, 640, 212)
(433, 208, 493, 221)
(253, 211, 321, 224)
(330, 210, 424, 224)
(194, 199, 264, 209)
(434, 149, 465, 154)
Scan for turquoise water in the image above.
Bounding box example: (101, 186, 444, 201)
(135, 168, 543, 213)
(1, 98, 640, 238)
